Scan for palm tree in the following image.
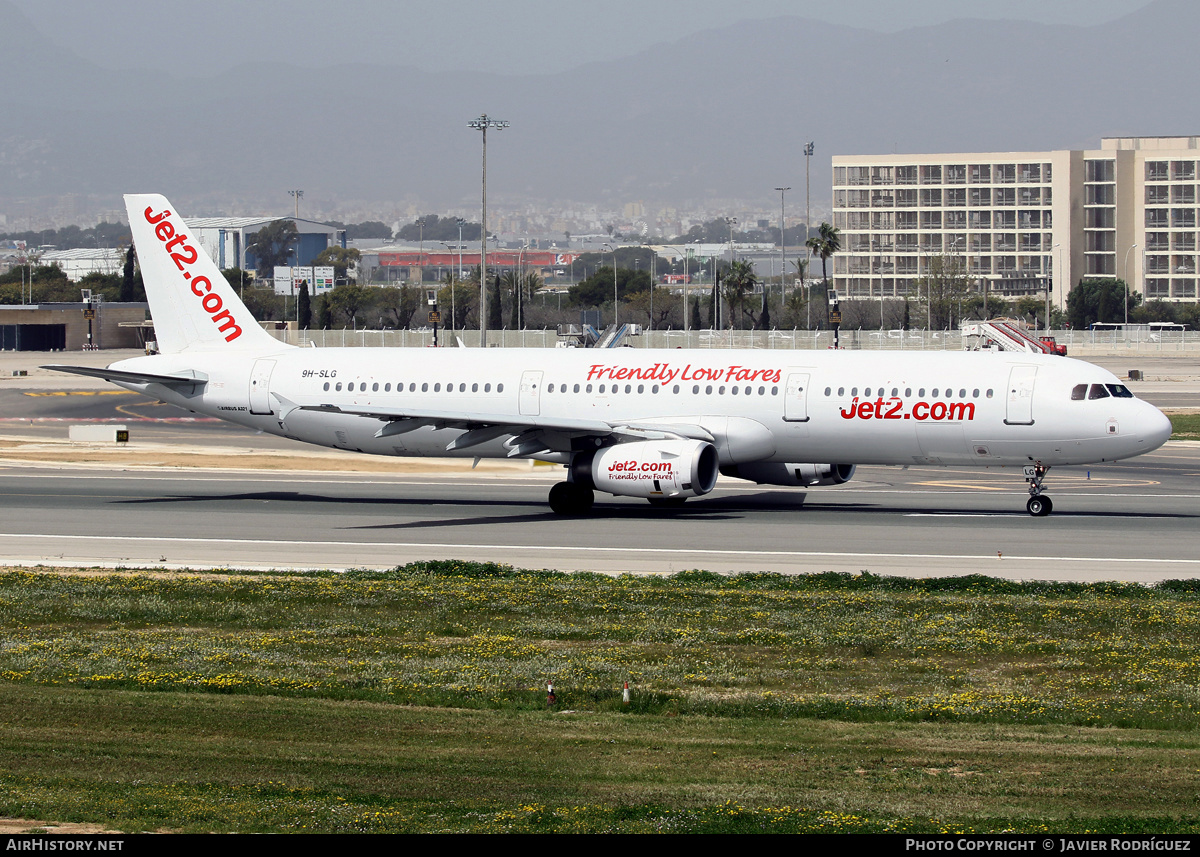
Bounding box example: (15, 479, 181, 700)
(723, 260, 758, 329)
(805, 222, 841, 293)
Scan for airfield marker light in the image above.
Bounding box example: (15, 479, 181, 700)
(623, 681, 630, 705)
(546, 681, 556, 706)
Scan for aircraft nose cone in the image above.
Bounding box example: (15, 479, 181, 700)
(1138, 406, 1172, 451)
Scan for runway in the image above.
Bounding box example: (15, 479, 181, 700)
(0, 445, 1197, 581)
(0, 351, 1195, 581)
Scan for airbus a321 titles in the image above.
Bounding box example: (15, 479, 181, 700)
(48, 194, 1172, 517)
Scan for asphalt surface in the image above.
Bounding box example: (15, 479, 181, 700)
(0, 447, 1196, 580)
(0, 349, 1196, 580)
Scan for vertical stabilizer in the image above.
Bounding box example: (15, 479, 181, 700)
(125, 193, 284, 354)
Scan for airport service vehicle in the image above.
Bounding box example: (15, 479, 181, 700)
(1039, 337, 1067, 356)
(48, 194, 1173, 517)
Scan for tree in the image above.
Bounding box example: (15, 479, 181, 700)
(121, 245, 137, 301)
(625, 287, 679, 329)
(329, 283, 370, 327)
(568, 266, 651, 308)
(722, 260, 759, 329)
(437, 276, 478, 330)
(396, 215, 482, 242)
(316, 294, 333, 329)
(488, 274, 503, 331)
(247, 220, 298, 277)
(1067, 278, 1140, 329)
(377, 286, 420, 329)
(805, 222, 841, 299)
(297, 282, 312, 329)
(312, 246, 361, 283)
(915, 254, 972, 330)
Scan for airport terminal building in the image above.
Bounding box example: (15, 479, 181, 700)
(831, 136, 1200, 310)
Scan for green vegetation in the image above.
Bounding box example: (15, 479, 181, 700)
(2, 564, 1200, 832)
(1168, 413, 1200, 438)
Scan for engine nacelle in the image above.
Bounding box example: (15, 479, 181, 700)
(720, 462, 856, 487)
(586, 440, 720, 499)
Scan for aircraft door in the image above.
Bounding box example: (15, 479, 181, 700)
(1004, 365, 1037, 425)
(783, 372, 811, 422)
(249, 359, 276, 415)
(519, 370, 543, 416)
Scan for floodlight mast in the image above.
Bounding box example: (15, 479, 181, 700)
(468, 114, 509, 347)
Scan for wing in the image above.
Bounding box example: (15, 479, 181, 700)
(277, 395, 714, 457)
(43, 365, 208, 390)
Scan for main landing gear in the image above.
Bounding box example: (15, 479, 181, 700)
(1024, 464, 1053, 517)
(549, 481, 594, 516)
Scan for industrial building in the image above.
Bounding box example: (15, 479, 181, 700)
(831, 136, 1200, 311)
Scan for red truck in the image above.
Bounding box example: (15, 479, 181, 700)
(1039, 336, 1067, 356)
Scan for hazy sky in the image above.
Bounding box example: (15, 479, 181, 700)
(12, 0, 1156, 76)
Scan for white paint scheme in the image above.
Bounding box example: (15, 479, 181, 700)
(47, 194, 1173, 515)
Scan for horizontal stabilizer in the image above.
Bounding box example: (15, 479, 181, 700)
(43, 364, 208, 388)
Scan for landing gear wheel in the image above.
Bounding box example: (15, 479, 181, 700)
(648, 496, 687, 507)
(1026, 495, 1053, 517)
(549, 482, 594, 516)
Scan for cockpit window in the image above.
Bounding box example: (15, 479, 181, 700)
(1088, 383, 1110, 399)
(1106, 384, 1134, 398)
(1071, 384, 1087, 400)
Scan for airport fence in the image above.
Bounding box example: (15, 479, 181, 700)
(265, 327, 1200, 354)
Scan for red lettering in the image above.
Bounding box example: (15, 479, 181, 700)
(201, 293, 222, 313)
(913, 402, 929, 420)
(210, 309, 242, 342)
(840, 397, 859, 419)
(884, 398, 903, 419)
(144, 206, 171, 224)
(190, 275, 208, 297)
(154, 221, 175, 241)
(164, 234, 188, 253)
(857, 401, 874, 420)
(930, 401, 947, 420)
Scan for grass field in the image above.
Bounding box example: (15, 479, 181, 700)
(1169, 413, 1200, 438)
(2, 563, 1199, 833)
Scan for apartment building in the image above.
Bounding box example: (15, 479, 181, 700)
(831, 136, 1200, 311)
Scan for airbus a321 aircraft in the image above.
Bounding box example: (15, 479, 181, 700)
(49, 194, 1172, 517)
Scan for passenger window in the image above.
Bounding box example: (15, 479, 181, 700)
(905, 388, 912, 397)
(409, 383, 417, 392)
(672, 385, 680, 394)
(851, 387, 858, 396)
(434, 383, 441, 392)
(323, 382, 330, 391)
(651, 385, 658, 393)
(825, 387, 831, 396)
(864, 388, 871, 397)
(706, 385, 713, 395)
(1088, 384, 1110, 399)
(586, 384, 593, 393)
(837, 387, 844, 396)
(731, 386, 739, 395)
(1071, 384, 1087, 400)
(959, 388, 966, 397)
(693, 385, 699, 394)
(548, 383, 555, 393)
(771, 386, 778, 396)
(459, 383, 466, 392)
(335, 382, 343, 391)
(573, 384, 580, 393)
(347, 382, 355, 392)
(919, 388, 926, 397)
(932, 388, 939, 397)
(472, 383, 478, 392)
(497, 383, 504, 393)
(972, 388, 978, 398)
(986, 389, 993, 398)
(484, 383, 491, 392)
(891, 388, 898, 397)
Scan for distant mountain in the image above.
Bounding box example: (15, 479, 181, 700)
(1, 0, 1195, 215)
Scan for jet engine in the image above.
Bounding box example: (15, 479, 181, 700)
(720, 462, 856, 487)
(582, 440, 720, 499)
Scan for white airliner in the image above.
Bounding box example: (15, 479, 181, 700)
(49, 193, 1172, 516)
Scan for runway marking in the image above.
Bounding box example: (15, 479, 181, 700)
(914, 481, 1007, 491)
(1, 532, 1198, 566)
(23, 391, 134, 397)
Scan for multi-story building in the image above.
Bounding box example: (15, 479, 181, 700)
(831, 136, 1200, 312)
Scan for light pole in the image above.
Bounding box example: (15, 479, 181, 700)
(723, 217, 737, 330)
(440, 242, 457, 338)
(603, 242, 618, 326)
(288, 189, 303, 218)
(415, 217, 426, 287)
(804, 142, 814, 245)
(468, 114, 508, 346)
(775, 186, 789, 327)
(455, 218, 466, 279)
(1123, 243, 1138, 330)
(1050, 242, 1061, 332)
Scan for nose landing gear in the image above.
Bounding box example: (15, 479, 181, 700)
(1024, 464, 1053, 516)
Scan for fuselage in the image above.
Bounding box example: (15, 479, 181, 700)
(110, 345, 1172, 470)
